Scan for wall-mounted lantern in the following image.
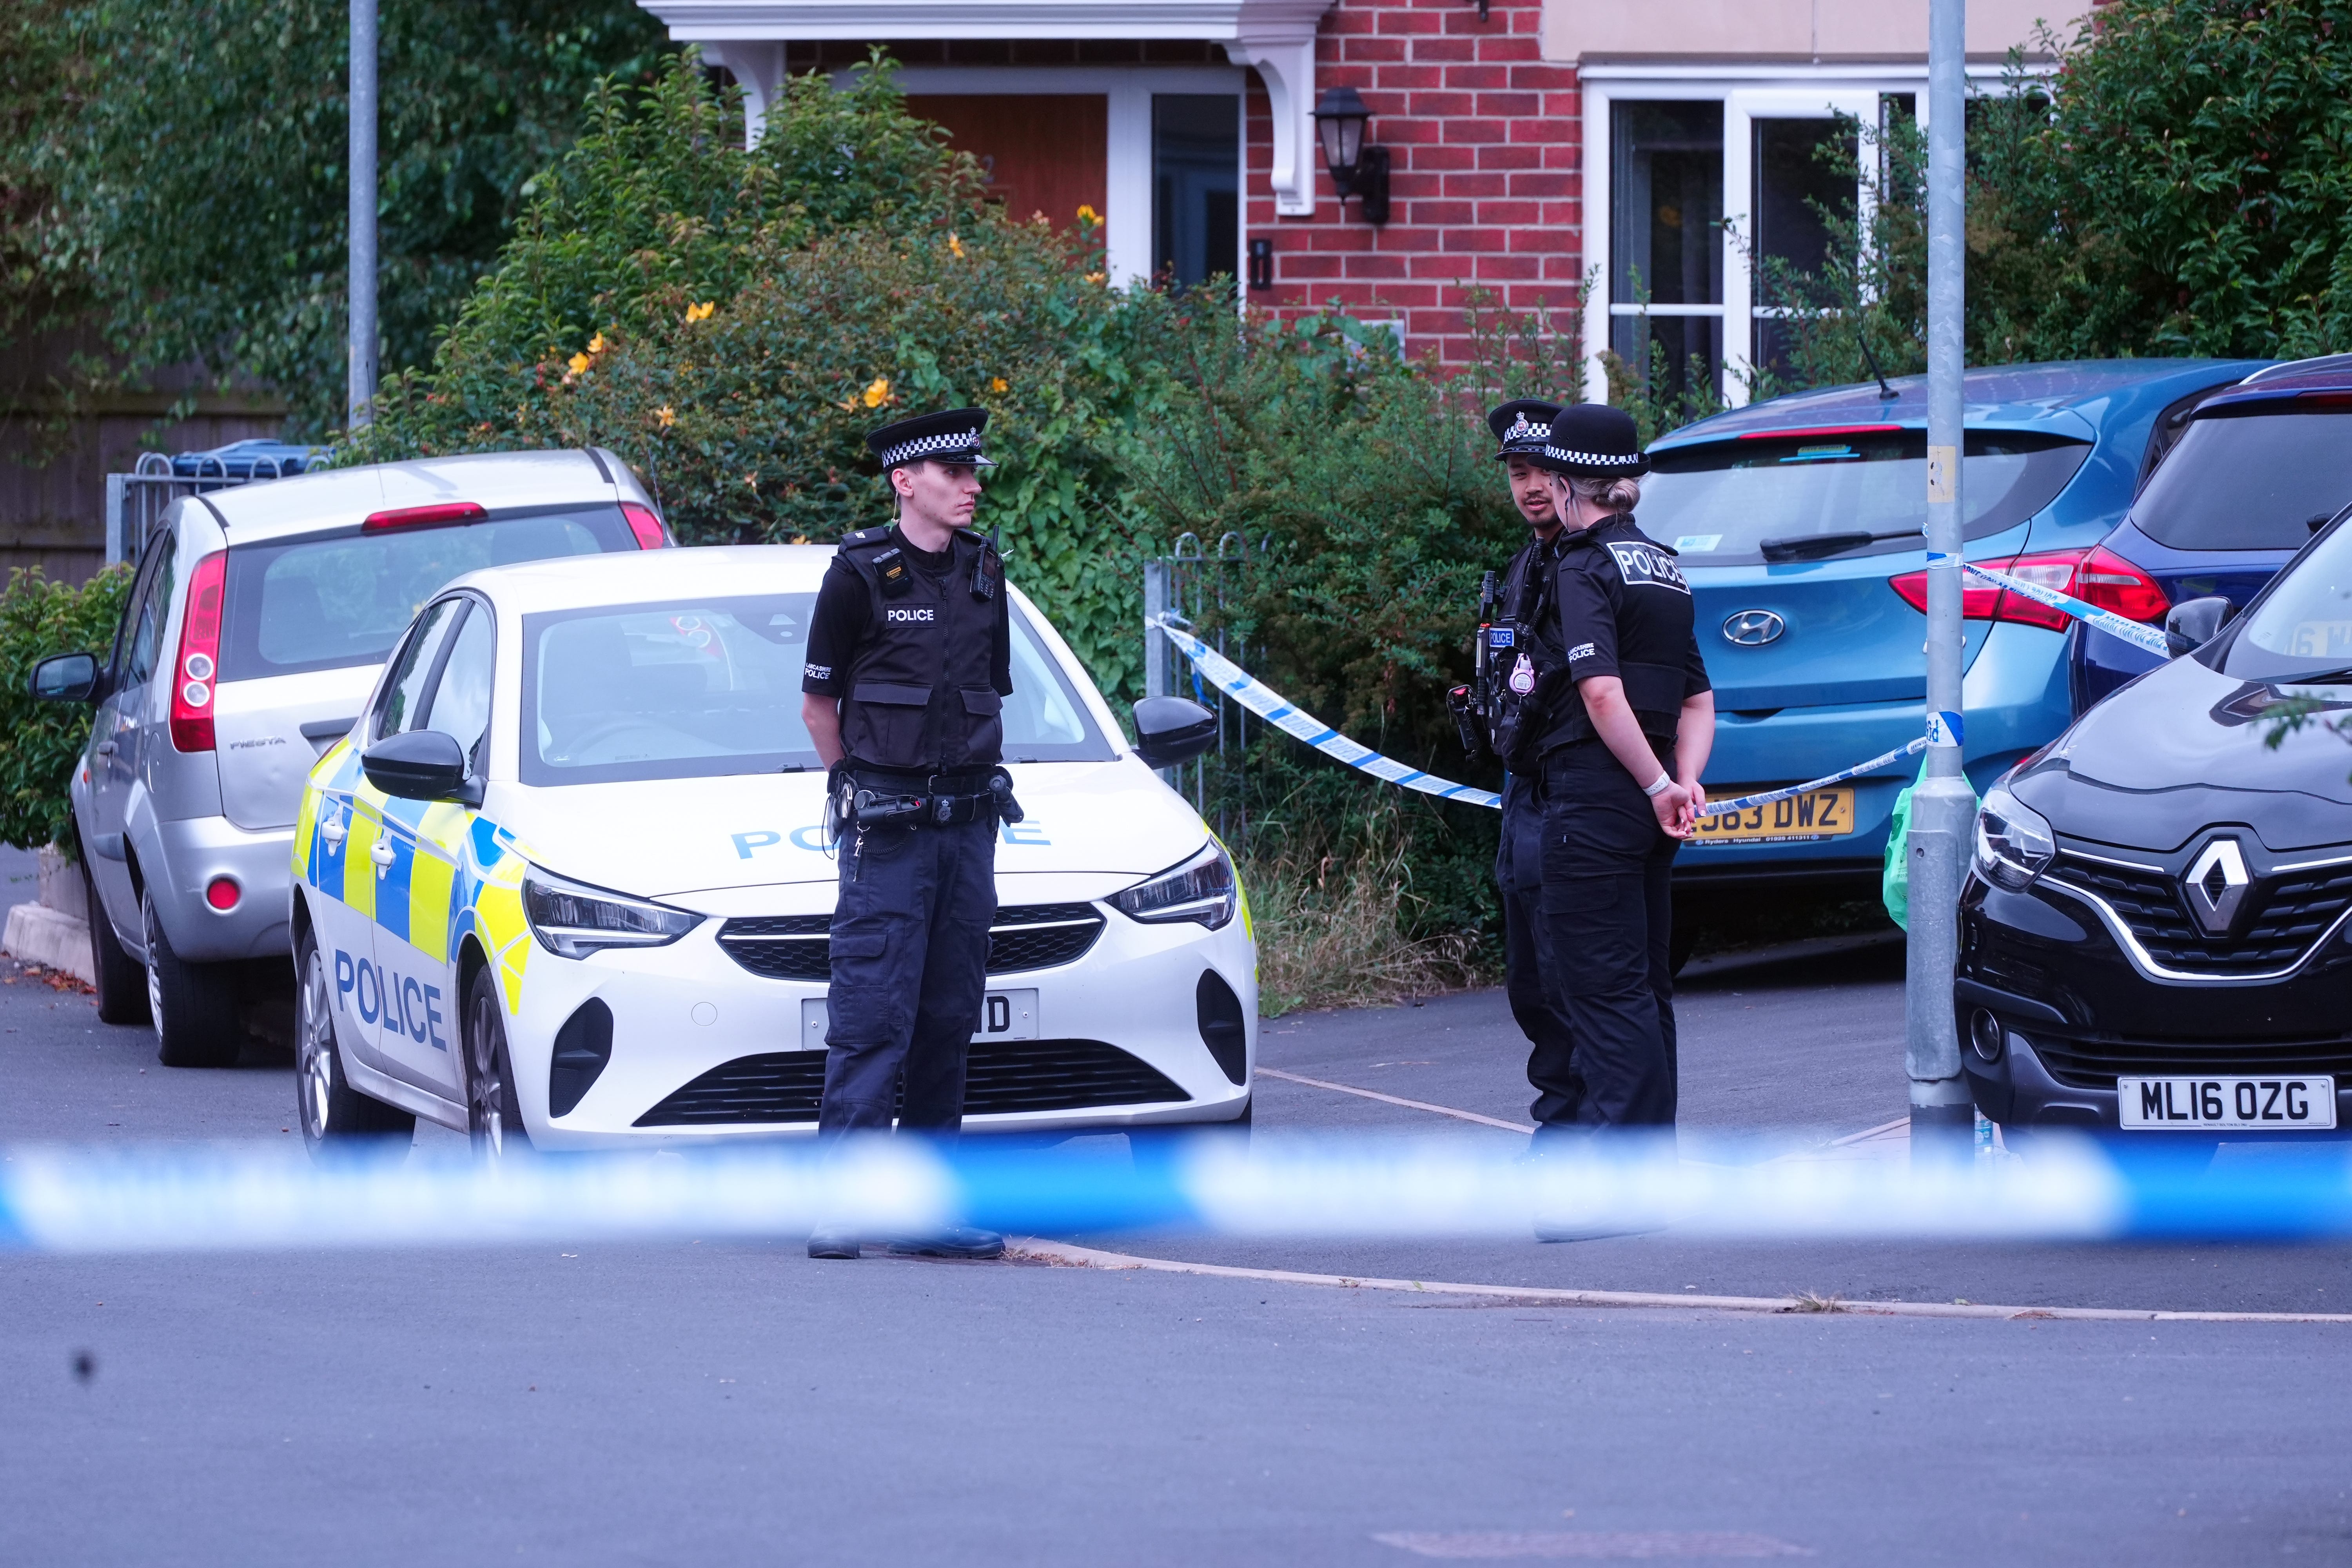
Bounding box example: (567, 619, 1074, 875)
(1312, 86, 1390, 226)
(1247, 238, 1274, 291)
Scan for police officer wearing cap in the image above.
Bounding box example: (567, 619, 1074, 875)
(1523, 405, 1714, 1132)
(800, 408, 1016, 1261)
(1482, 399, 1583, 1127)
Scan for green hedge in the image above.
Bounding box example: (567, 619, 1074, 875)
(0, 567, 131, 853)
(342, 49, 1169, 696)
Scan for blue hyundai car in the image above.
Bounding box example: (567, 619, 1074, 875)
(1638, 360, 2269, 915)
(2071, 353, 2352, 710)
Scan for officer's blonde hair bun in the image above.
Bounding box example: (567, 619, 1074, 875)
(1569, 475, 1642, 514)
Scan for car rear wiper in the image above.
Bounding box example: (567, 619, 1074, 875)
(1758, 528, 1922, 563)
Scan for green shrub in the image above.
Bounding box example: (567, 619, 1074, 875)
(344, 50, 1167, 695)
(1134, 296, 1589, 965)
(0, 567, 131, 853)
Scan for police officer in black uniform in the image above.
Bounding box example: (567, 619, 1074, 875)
(1482, 399, 1583, 1127)
(800, 408, 1016, 1261)
(1523, 405, 1715, 1134)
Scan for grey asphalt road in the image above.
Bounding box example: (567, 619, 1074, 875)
(5, 938, 2352, 1564)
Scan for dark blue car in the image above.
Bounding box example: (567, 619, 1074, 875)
(2072, 353, 2352, 711)
(1639, 360, 2268, 911)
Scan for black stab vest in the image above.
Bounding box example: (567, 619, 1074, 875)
(1534, 516, 1699, 755)
(1486, 531, 1565, 772)
(833, 526, 1005, 773)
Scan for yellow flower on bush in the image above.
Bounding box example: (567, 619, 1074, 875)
(989, 377, 1009, 394)
(948, 233, 965, 259)
(685, 301, 715, 323)
(1076, 204, 1100, 224)
(1084, 272, 1107, 285)
(566, 352, 591, 376)
(861, 376, 891, 408)
(587, 332, 608, 356)
(656, 405, 676, 429)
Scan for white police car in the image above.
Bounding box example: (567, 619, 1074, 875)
(289, 545, 1253, 1152)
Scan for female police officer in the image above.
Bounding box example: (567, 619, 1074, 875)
(1522, 405, 1714, 1134)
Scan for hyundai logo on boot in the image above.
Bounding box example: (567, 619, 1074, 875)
(1722, 610, 1786, 646)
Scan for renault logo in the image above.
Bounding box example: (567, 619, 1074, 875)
(2182, 835, 2251, 936)
(1722, 610, 1786, 646)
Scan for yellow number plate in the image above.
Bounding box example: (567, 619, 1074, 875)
(1691, 787, 1856, 844)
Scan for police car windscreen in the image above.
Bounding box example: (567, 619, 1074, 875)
(1639, 430, 2090, 566)
(520, 594, 1112, 786)
(223, 505, 633, 679)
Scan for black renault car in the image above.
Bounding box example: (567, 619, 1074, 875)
(1957, 509, 2352, 1142)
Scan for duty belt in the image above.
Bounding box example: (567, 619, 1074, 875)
(831, 766, 1024, 830)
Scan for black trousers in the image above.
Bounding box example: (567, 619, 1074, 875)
(818, 815, 998, 1136)
(1497, 771, 1582, 1125)
(1537, 742, 1680, 1129)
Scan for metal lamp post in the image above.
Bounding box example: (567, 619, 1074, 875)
(348, 0, 377, 429)
(1906, 0, 1976, 1159)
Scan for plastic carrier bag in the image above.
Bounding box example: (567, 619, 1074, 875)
(1881, 756, 1980, 931)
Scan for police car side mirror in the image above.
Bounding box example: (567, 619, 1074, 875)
(1132, 696, 1218, 769)
(2164, 595, 2237, 658)
(362, 728, 481, 806)
(29, 651, 102, 704)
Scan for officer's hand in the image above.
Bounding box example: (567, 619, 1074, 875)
(1678, 775, 1707, 833)
(1651, 780, 1694, 838)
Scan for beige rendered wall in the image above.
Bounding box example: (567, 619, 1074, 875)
(1544, 0, 2091, 61)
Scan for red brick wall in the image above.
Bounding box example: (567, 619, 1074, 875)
(1247, 0, 1583, 367)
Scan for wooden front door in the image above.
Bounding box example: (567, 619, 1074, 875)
(905, 94, 1108, 231)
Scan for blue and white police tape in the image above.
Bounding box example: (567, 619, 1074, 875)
(1957, 557, 2174, 657)
(1157, 562, 2172, 822)
(5, 1135, 2352, 1254)
(1153, 617, 1501, 808)
(1152, 615, 1918, 820)
(1698, 736, 1930, 818)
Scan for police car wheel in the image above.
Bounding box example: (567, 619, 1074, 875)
(463, 966, 532, 1159)
(144, 890, 241, 1069)
(294, 929, 414, 1152)
(81, 851, 148, 1027)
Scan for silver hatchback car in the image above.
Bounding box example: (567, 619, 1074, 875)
(31, 449, 671, 1066)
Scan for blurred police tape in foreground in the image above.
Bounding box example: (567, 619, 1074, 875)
(5, 1134, 2350, 1255)
(1155, 556, 2169, 822)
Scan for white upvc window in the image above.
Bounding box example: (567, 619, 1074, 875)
(1579, 63, 2011, 410)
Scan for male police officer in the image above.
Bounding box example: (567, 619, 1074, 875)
(1523, 404, 1714, 1136)
(800, 408, 1015, 1261)
(1483, 399, 1583, 1127)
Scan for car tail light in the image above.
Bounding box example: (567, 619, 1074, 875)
(363, 501, 488, 532)
(621, 502, 669, 549)
(169, 550, 227, 751)
(1888, 548, 2169, 634)
(205, 877, 240, 911)
(2070, 545, 2171, 622)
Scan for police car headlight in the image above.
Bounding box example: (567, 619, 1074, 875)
(1972, 784, 2054, 892)
(522, 866, 702, 959)
(1109, 842, 1237, 931)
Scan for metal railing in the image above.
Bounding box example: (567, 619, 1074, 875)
(1142, 531, 1266, 848)
(103, 446, 317, 567)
